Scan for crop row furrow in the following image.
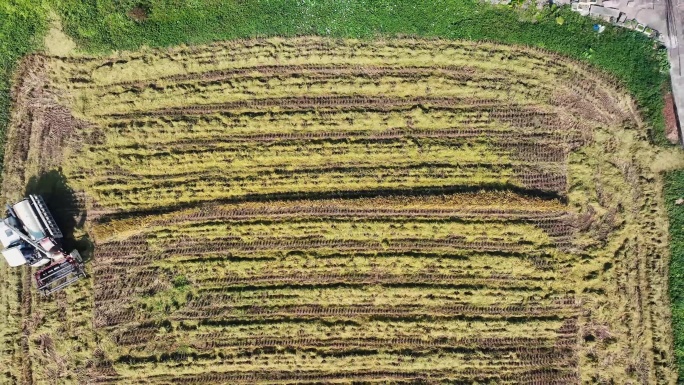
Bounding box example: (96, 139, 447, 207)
(171, 303, 578, 321)
(90, 71, 551, 108)
(151, 207, 571, 225)
(64, 37, 581, 85)
(84, 162, 547, 184)
(143, 367, 577, 385)
(191, 272, 553, 289)
(159, 237, 538, 254)
(110, 317, 571, 347)
(90, 66, 553, 114)
(84, 64, 539, 91)
(98, 106, 581, 142)
(92, 137, 568, 165)
(187, 335, 575, 351)
(101, 130, 582, 155)
(100, 96, 514, 118)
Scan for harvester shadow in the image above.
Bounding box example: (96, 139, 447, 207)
(25, 169, 94, 263)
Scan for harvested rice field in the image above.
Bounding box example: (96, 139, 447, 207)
(0, 37, 678, 384)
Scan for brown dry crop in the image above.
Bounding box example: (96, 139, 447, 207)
(0, 37, 677, 384)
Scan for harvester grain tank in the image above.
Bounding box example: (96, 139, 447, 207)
(0, 195, 85, 295)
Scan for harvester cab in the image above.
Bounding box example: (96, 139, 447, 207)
(0, 195, 86, 295)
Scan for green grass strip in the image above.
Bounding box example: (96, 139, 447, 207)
(666, 171, 684, 381)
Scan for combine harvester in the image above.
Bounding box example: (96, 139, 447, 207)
(0, 195, 85, 295)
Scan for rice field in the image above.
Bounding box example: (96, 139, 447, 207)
(0, 37, 677, 384)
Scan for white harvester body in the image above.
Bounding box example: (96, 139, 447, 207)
(1, 245, 33, 267)
(0, 195, 85, 294)
(13, 199, 47, 240)
(0, 218, 45, 267)
(0, 221, 21, 247)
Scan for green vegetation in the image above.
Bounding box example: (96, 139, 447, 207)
(666, 171, 684, 376)
(0, 1, 48, 171)
(172, 275, 189, 288)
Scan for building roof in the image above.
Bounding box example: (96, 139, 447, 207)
(589, 5, 622, 18)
